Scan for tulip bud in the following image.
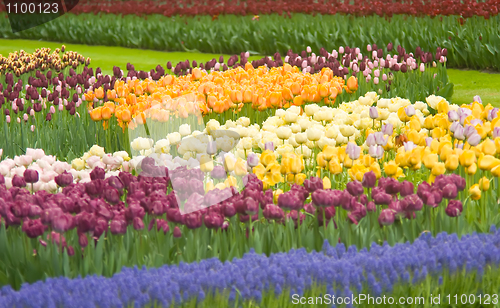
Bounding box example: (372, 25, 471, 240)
(173, 226, 182, 238)
(23, 169, 39, 184)
(78, 233, 88, 248)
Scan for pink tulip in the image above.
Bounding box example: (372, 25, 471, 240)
(30, 125, 35, 132)
(374, 69, 380, 77)
(374, 77, 379, 85)
(6, 116, 10, 123)
(382, 74, 388, 81)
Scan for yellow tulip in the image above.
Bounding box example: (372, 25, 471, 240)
(253, 163, 266, 180)
(495, 137, 500, 155)
(459, 150, 476, 168)
(329, 158, 343, 175)
(344, 156, 354, 168)
(316, 152, 328, 168)
(260, 150, 276, 167)
(423, 153, 439, 169)
(265, 162, 283, 185)
(431, 162, 446, 176)
(224, 155, 236, 172)
(478, 154, 500, 171)
(323, 176, 332, 189)
(205, 181, 215, 192)
(370, 162, 382, 178)
(439, 145, 453, 162)
(476, 125, 488, 139)
(409, 117, 421, 131)
(479, 177, 490, 191)
(423, 116, 435, 130)
(361, 154, 375, 168)
(286, 173, 295, 183)
(225, 175, 238, 187)
(199, 154, 214, 173)
(215, 182, 227, 191)
(491, 165, 500, 177)
(469, 184, 482, 200)
(445, 154, 459, 171)
(431, 127, 447, 139)
(273, 189, 283, 203)
(430, 139, 440, 153)
(384, 161, 399, 177)
(295, 173, 307, 185)
(348, 163, 368, 182)
(234, 158, 248, 176)
(397, 107, 410, 122)
(480, 139, 497, 156)
(466, 163, 477, 175)
(322, 145, 336, 161)
(437, 99, 449, 114)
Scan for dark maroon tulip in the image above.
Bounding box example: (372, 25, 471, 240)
(52, 213, 74, 233)
(399, 181, 414, 197)
(104, 187, 120, 205)
(55, 171, 73, 187)
(173, 226, 182, 238)
(90, 167, 106, 181)
(303, 203, 316, 215)
(378, 209, 395, 227)
(417, 181, 431, 199)
(93, 217, 108, 239)
(263, 204, 284, 221)
(367, 201, 376, 212)
(361, 171, 376, 188)
(388, 199, 404, 215)
(85, 179, 104, 198)
(339, 190, 354, 211)
(384, 178, 402, 195)
(346, 181, 364, 196)
(0, 174, 4, 185)
(359, 194, 368, 205)
(22, 219, 46, 238)
(223, 202, 236, 217)
(132, 217, 144, 230)
(404, 194, 423, 212)
(210, 166, 227, 179)
(28, 204, 42, 218)
(278, 191, 303, 211)
(184, 212, 203, 229)
(442, 183, 458, 199)
(110, 219, 127, 235)
(66, 246, 75, 256)
(445, 200, 463, 217)
(156, 219, 170, 234)
(204, 212, 224, 229)
(304, 177, 323, 193)
(311, 189, 333, 208)
(78, 232, 88, 248)
(448, 174, 466, 191)
(317, 206, 336, 226)
(12, 175, 26, 188)
(166, 207, 183, 224)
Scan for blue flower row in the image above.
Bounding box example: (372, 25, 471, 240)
(2, 226, 500, 308)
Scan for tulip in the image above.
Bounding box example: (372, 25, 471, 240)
(346, 142, 360, 160)
(304, 177, 323, 193)
(55, 171, 73, 187)
(23, 169, 39, 184)
(453, 124, 465, 140)
(206, 141, 217, 155)
(399, 181, 414, 197)
(173, 226, 182, 238)
(78, 233, 88, 248)
(246, 153, 259, 168)
(52, 213, 74, 233)
(90, 167, 106, 181)
(467, 133, 481, 146)
(346, 181, 364, 196)
(263, 204, 285, 221)
(381, 123, 393, 136)
(369, 106, 378, 119)
(378, 209, 395, 227)
(445, 200, 463, 217)
(264, 142, 274, 151)
(493, 127, 500, 139)
(405, 105, 416, 117)
(12, 174, 26, 188)
(368, 145, 384, 159)
(361, 171, 376, 188)
(469, 184, 481, 200)
(278, 191, 303, 211)
(479, 177, 490, 191)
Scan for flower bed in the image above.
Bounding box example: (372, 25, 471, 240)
(1, 14, 498, 70)
(2, 228, 500, 307)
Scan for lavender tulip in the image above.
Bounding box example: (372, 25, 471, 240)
(264, 141, 274, 151)
(365, 134, 376, 147)
(447, 110, 459, 122)
(487, 108, 499, 122)
(381, 123, 393, 136)
(246, 153, 259, 168)
(404, 105, 415, 117)
(493, 127, 500, 138)
(369, 106, 378, 119)
(346, 142, 360, 160)
(473, 95, 482, 104)
(467, 133, 481, 146)
(368, 145, 384, 159)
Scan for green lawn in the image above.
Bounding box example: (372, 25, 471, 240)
(1, 39, 499, 107)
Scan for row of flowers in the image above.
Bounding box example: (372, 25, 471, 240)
(3, 0, 497, 18)
(2, 228, 500, 307)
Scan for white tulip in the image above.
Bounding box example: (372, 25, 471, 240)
(276, 126, 292, 140)
(167, 132, 182, 145)
(305, 104, 320, 117)
(306, 126, 322, 141)
(284, 111, 298, 123)
(179, 124, 191, 137)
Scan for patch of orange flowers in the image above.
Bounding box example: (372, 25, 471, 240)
(84, 63, 357, 130)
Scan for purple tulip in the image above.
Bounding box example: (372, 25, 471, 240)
(185, 212, 203, 229)
(22, 219, 46, 238)
(346, 181, 364, 196)
(493, 127, 500, 139)
(304, 177, 323, 193)
(210, 166, 227, 179)
(76, 212, 96, 233)
(399, 181, 414, 197)
(223, 202, 237, 217)
(445, 200, 463, 217)
(369, 106, 378, 119)
(110, 219, 127, 235)
(442, 183, 458, 199)
(52, 213, 74, 233)
(78, 232, 88, 248)
(246, 153, 259, 168)
(384, 178, 402, 195)
(23, 169, 39, 184)
(404, 105, 415, 117)
(204, 212, 224, 229)
(264, 141, 274, 151)
(378, 209, 395, 227)
(448, 110, 459, 122)
(316, 206, 336, 227)
(244, 197, 260, 215)
(381, 123, 393, 136)
(277, 192, 303, 211)
(55, 171, 73, 187)
(346, 142, 361, 160)
(361, 171, 376, 188)
(173, 226, 182, 238)
(404, 194, 423, 212)
(312, 189, 335, 208)
(367, 201, 376, 212)
(263, 204, 285, 221)
(12, 174, 26, 188)
(467, 133, 481, 146)
(104, 187, 120, 205)
(373, 191, 392, 205)
(132, 217, 144, 230)
(90, 167, 106, 181)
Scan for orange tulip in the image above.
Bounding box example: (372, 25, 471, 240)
(346, 76, 358, 94)
(89, 107, 102, 121)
